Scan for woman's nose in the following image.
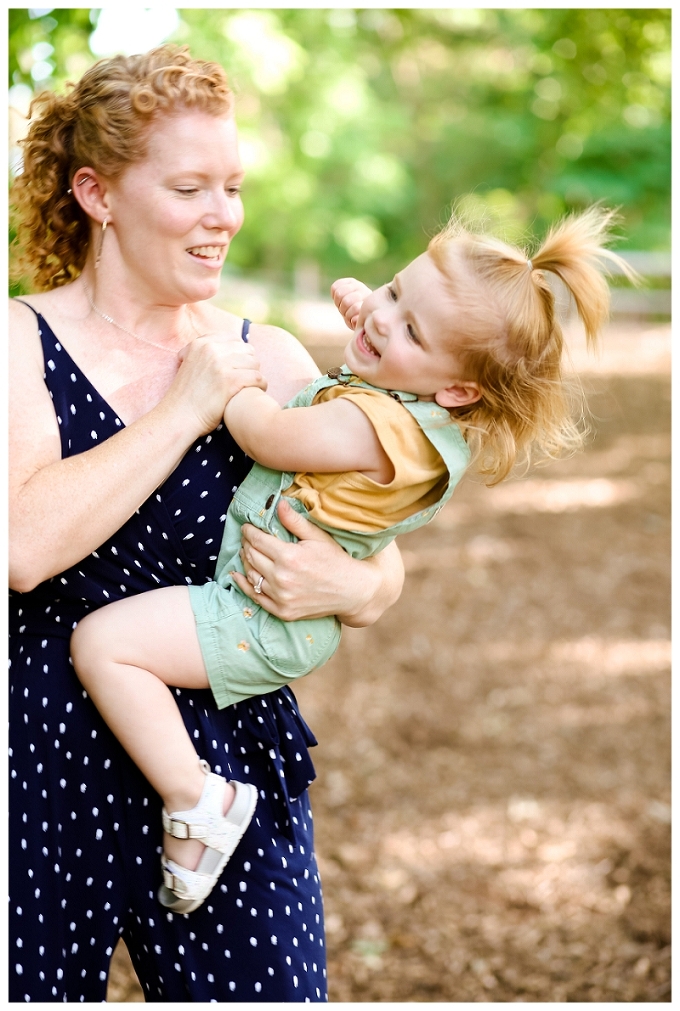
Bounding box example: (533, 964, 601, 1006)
(206, 190, 243, 234)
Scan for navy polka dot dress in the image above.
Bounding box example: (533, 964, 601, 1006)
(9, 307, 328, 1003)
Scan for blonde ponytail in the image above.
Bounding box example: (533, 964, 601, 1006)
(530, 206, 638, 349)
(428, 205, 637, 484)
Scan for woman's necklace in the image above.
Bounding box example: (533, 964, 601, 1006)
(82, 280, 200, 355)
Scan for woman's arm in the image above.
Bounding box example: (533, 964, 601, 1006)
(9, 300, 265, 591)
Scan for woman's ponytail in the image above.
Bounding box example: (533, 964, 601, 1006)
(11, 88, 90, 290)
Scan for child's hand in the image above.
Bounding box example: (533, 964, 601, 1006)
(331, 277, 372, 330)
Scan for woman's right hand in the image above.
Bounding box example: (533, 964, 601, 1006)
(168, 335, 267, 436)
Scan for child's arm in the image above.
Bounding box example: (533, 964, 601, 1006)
(223, 387, 394, 485)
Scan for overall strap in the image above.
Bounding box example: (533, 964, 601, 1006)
(241, 318, 251, 343)
(284, 367, 419, 410)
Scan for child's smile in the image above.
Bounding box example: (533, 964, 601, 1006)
(355, 327, 380, 358)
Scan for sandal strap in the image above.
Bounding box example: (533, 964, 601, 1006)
(163, 864, 188, 895)
(161, 858, 214, 898)
(162, 810, 208, 839)
(161, 776, 255, 850)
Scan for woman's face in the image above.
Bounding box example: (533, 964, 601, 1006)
(104, 110, 245, 305)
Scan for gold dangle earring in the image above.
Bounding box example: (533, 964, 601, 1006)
(94, 217, 108, 270)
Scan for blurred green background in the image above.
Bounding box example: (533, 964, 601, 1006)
(9, 7, 671, 296)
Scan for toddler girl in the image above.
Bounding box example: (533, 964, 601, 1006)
(71, 205, 631, 913)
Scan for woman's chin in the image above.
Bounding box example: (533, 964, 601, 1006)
(176, 275, 223, 305)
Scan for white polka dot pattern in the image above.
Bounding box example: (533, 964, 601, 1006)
(9, 310, 327, 1002)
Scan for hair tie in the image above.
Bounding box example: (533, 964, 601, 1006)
(527, 259, 533, 271)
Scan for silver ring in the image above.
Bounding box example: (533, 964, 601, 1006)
(253, 575, 264, 594)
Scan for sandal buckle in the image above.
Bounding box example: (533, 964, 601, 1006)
(163, 867, 187, 895)
(163, 812, 209, 840)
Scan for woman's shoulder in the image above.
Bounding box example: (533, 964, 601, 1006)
(10, 291, 45, 325)
(9, 295, 45, 360)
(201, 302, 320, 402)
(10, 283, 81, 331)
(249, 323, 321, 394)
(246, 320, 314, 359)
(248, 322, 321, 405)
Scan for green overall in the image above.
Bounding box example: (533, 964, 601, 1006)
(188, 370, 471, 708)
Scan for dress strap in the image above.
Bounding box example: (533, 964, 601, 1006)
(241, 318, 251, 343)
(13, 298, 40, 319)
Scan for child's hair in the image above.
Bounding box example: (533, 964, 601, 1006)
(10, 44, 233, 291)
(428, 206, 638, 484)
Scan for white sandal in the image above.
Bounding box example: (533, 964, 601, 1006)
(157, 760, 258, 914)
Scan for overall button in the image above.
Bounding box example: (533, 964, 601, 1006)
(265, 495, 275, 509)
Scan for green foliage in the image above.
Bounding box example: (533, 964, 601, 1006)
(9, 7, 670, 290)
(9, 8, 94, 92)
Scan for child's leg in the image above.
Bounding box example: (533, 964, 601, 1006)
(71, 586, 233, 871)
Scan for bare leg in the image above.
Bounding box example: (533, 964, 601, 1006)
(71, 586, 235, 870)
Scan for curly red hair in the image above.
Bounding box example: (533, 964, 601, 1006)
(11, 44, 233, 291)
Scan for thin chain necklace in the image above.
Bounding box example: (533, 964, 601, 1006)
(82, 280, 200, 356)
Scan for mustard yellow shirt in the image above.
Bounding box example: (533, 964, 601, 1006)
(284, 385, 448, 533)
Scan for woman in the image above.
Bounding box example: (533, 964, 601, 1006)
(9, 45, 403, 1002)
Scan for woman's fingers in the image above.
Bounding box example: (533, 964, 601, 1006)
(230, 568, 278, 611)
(171, 337, 266, 433)
(275, 499, 337, 542)
(239, 542, 275, 584)
(240, 501, 339, 571)
(236, 505, 402, 625)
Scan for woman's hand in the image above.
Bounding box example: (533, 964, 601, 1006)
(331, 278, 373, 330)
(169, 336, 267, 436)
(230, 499, 405, 626)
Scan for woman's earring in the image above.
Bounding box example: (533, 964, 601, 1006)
(94, 218, 108, 270)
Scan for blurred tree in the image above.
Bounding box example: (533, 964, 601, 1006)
(9, 7, 670, 290)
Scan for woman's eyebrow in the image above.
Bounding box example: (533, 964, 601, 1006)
(167, 168, 245, 182)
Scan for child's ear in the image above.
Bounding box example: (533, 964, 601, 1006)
(435, 382, 482, 409)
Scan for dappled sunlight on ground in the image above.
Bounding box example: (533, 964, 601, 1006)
(293, 328, 670, 1002)
(482, 475, 642, 513)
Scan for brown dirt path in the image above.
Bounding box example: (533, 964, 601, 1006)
(107, 322, 670, 1002)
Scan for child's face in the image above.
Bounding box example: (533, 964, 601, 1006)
(343, 253, 481, 408)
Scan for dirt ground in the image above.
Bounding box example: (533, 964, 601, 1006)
(107, 321, 670, 1002)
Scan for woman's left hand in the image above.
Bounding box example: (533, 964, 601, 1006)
(231, 499, 404, 626)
